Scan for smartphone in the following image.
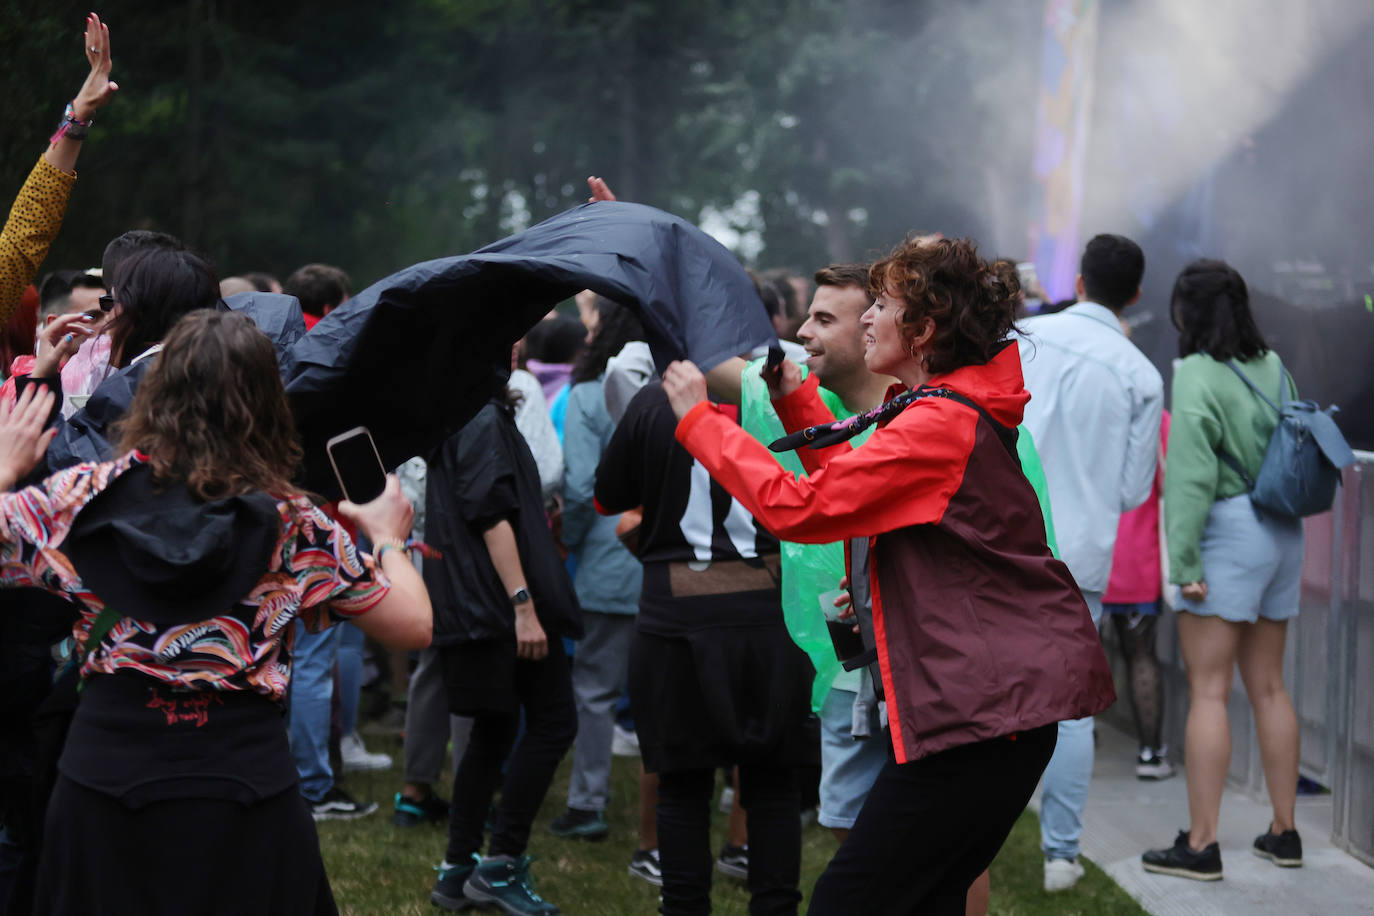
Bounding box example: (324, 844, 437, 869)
(765, 345, 785, 372)
(1015, 261, 1040, 293)
(325, 426, 387, 504)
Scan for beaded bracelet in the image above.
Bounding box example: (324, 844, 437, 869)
(50, 102, 93, 144)
(373, 538, 441, 564)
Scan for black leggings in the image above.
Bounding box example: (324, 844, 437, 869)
(444, 641, 577, 862)
(657, 764, 802, 916)
(808, 724, 1057, 916)
(1111, 608, 1164, 752)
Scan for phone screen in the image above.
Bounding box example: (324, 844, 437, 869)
(327, 428, 387, 504)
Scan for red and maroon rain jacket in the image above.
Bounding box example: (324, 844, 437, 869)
(676, 341, 1115, 764)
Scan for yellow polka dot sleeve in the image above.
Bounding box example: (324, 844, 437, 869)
(0, 156, 77, 328)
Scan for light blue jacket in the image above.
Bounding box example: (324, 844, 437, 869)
(562, 379, 642, 614)
(1018, 302, 1164, 593)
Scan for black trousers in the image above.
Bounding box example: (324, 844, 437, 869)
(443, 639, 577, 861)
(657, 764, 802, 916)
(808, 723, 1057, 916)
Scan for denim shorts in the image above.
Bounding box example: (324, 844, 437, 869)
(817, 686, 887, 830)
(1176, 494, 1304, 623)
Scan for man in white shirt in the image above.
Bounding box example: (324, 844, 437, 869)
(1018, 233, 1164, 891)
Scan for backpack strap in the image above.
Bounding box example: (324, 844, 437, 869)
(1215, 447, 1255, 490)
(1224, 359, 1281, 414)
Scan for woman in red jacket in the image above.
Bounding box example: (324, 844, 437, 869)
(664, 237, 1115, 914)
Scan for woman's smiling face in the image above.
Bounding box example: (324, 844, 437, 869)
(860, 288, 909, 378)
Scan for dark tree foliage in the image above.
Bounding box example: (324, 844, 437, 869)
(0, 0, 1040, 289)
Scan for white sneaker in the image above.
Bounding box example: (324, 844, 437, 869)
(611, 724, 641, 757)
(341, 731, 393, 772)
(1044, 857, 1085, 892)
(1136, 749, 1175, 780)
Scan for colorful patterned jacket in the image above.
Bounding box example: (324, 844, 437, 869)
(0, 451, 389, 700)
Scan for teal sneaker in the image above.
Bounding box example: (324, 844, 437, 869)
(394, 791, 449, 828)
(548, 807, 609, 841)
(463, 855, 560, 915)
(431, 854, 480, 911)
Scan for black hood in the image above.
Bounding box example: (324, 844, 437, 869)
(65, 463, 282, 625)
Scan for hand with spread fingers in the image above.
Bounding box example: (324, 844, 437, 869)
(74, 12, 119, 122)
(0, 385, 58, 491)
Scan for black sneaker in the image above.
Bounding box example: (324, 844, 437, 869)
(716, 844, 748, 881)
(1253, 826, 1303, 867)
(628, 848, 663, 887)
(548, 807, 609, 841)
(1142, 830, 1223, 881)
(309, 785, 378, 821)
(463, 855, 560, 915)
(393, 791, 449, 827)
(431, 854, 480, 911)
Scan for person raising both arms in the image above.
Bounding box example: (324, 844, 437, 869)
(662, 235, 1115, 915)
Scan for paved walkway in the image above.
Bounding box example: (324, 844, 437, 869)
(1031, 720, 1374, 915)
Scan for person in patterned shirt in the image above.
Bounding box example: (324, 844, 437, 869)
(0, 310, 431, 915)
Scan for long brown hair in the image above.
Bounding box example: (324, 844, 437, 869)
(114, 310, 302, 500)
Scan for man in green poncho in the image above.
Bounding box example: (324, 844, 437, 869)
(709, 262, 1061, 851)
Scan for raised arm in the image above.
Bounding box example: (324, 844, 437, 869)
(1, 13, 118, 327)
(664, 361, 971, 543)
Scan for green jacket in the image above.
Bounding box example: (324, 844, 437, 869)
(1165, 350, 1294, 583)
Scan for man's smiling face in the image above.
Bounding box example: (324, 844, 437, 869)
(796, 283, 871, 389)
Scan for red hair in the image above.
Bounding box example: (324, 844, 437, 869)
(0, 285, 39, 374)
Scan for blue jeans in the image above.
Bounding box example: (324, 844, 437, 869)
(337, 622, 365, 736)
(288, 621, 341, 802)
(1040, 591, 1102, 860)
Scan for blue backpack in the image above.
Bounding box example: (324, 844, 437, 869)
(1216, 360, 1355, 518)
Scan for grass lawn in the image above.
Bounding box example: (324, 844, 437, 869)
(318, 733, 1145, 915)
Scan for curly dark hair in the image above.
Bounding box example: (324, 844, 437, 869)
(868, 237, 1021, 376)
(571, 296, 645, 385)
(114, 311, 302, 501)
(1171, 259, 1269, 361)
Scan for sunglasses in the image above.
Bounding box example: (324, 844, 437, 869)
(97, 294, 115, 312)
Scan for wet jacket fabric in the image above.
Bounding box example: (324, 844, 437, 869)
(675, 341, 1115, 764)
(423, 401, 582, 646)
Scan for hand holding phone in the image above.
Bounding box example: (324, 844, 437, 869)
(336, 474, 414, 547)
(326, 426, 388, 504)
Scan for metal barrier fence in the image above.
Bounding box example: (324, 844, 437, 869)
(1102, 452, 1374, 866)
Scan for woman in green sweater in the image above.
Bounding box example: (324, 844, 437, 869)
(1142, 260, 1304, 881)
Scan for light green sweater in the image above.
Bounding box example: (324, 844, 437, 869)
(1164, 351, 1295, 583)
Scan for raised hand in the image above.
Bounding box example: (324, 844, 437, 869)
(74, 12, 118, 121)
(338, 475, 415, 545)
(587, 176, 617, 203)
(33, 312, 98, 377)
(0, 386, 58, 491)
(760, 356, 803, 401)
(662, 360, 708, 420)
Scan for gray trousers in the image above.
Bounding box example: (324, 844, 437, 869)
(567, 611, 635, 812)
(403, 646, 473, 786)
